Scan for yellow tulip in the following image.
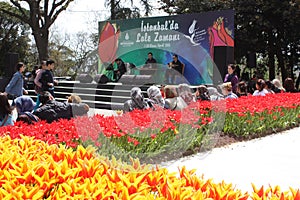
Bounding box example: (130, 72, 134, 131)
(1, 135, 299, 199)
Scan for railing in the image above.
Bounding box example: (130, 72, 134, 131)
(27, 81, 153, 110)
(26, 73, 200, 110)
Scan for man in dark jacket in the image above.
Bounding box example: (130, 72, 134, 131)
(165, 54, 184, 84)
(40, 60, 56, 97)
(33, 91, 89, 123)
(144, 52, 157, 68)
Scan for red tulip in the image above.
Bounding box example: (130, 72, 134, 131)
(98, 22, 120, 64)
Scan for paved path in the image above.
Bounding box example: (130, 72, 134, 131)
(160, 126, 300, 193)
(90, 109, 300, 192)
(88, 108, 116, 117)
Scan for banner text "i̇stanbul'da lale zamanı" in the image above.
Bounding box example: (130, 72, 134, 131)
(98, 10, 234, 85)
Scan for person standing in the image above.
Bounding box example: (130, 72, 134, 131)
(224, 64, 239, 94)
(33, 60, 47, 110)
(4, 62, 28, 103)
(165, 54, 184, 84)
(40, 60, 56, 97)
(30, 65, 39, 81)
(34, 61, 47, 93)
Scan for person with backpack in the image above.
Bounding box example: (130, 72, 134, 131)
(33, 60, 47, 110)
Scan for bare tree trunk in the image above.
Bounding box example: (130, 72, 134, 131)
(1, 0, 74, 63)
(289, 62, 294, 80)
(32, 27, 49, 61)
(276, 48, 287, 82)
(268, 48, 275, 81)
(289, 46, 296, 80)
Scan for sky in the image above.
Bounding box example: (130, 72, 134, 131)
(53, 0, 108, 34)
(53, 0, 166, 35)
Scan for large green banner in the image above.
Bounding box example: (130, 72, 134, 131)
(98, 10, 234, 85)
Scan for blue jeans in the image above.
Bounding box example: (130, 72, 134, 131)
(34, 94, 40, 111)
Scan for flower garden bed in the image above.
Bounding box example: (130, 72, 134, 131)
(0, 93, 299, 198)
(1, 135, 300, 199)
(1, 93, 299, 163)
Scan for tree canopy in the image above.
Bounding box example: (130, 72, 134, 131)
(105, 0, 153, 20)
(159, 0, 300, 81)
(0, 2, 30, 75)
(0, 0, 75, 62)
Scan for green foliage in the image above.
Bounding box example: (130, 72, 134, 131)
(105, 0, 153, 20)
(159, 0, 232, 14)
(48, 40, 76, 77)
(0, 2, 31, 75)
(158, 0, 300, 79)
(89, 125, 203, 164)
(223, 106, 300, 138)
(80, 96, 300, 164)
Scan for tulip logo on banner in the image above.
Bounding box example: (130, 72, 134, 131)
(98, 22, 120, 64)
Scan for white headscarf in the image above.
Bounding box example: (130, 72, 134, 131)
(124, 87, 150, 112)
(130, 87, 145, 109)
(178, 83, 194, 105)
(147, 86, 165, 108)
(207, 87, 224, 100)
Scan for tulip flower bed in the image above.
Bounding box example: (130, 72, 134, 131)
(0, 93, 299, 163)
(223, 93, 300, 137)
(1, 135, 300, 199)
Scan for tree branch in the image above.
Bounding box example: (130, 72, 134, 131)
(10, 0, 28, 19)
(49, 0, 70, 18)
(26, 0, 41, 29)
(0, 1, 30, 24)
(42, 0, 49, 28)
(48, 0, 74, 28)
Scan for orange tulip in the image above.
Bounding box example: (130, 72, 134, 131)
(0, 135, 299, 199)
